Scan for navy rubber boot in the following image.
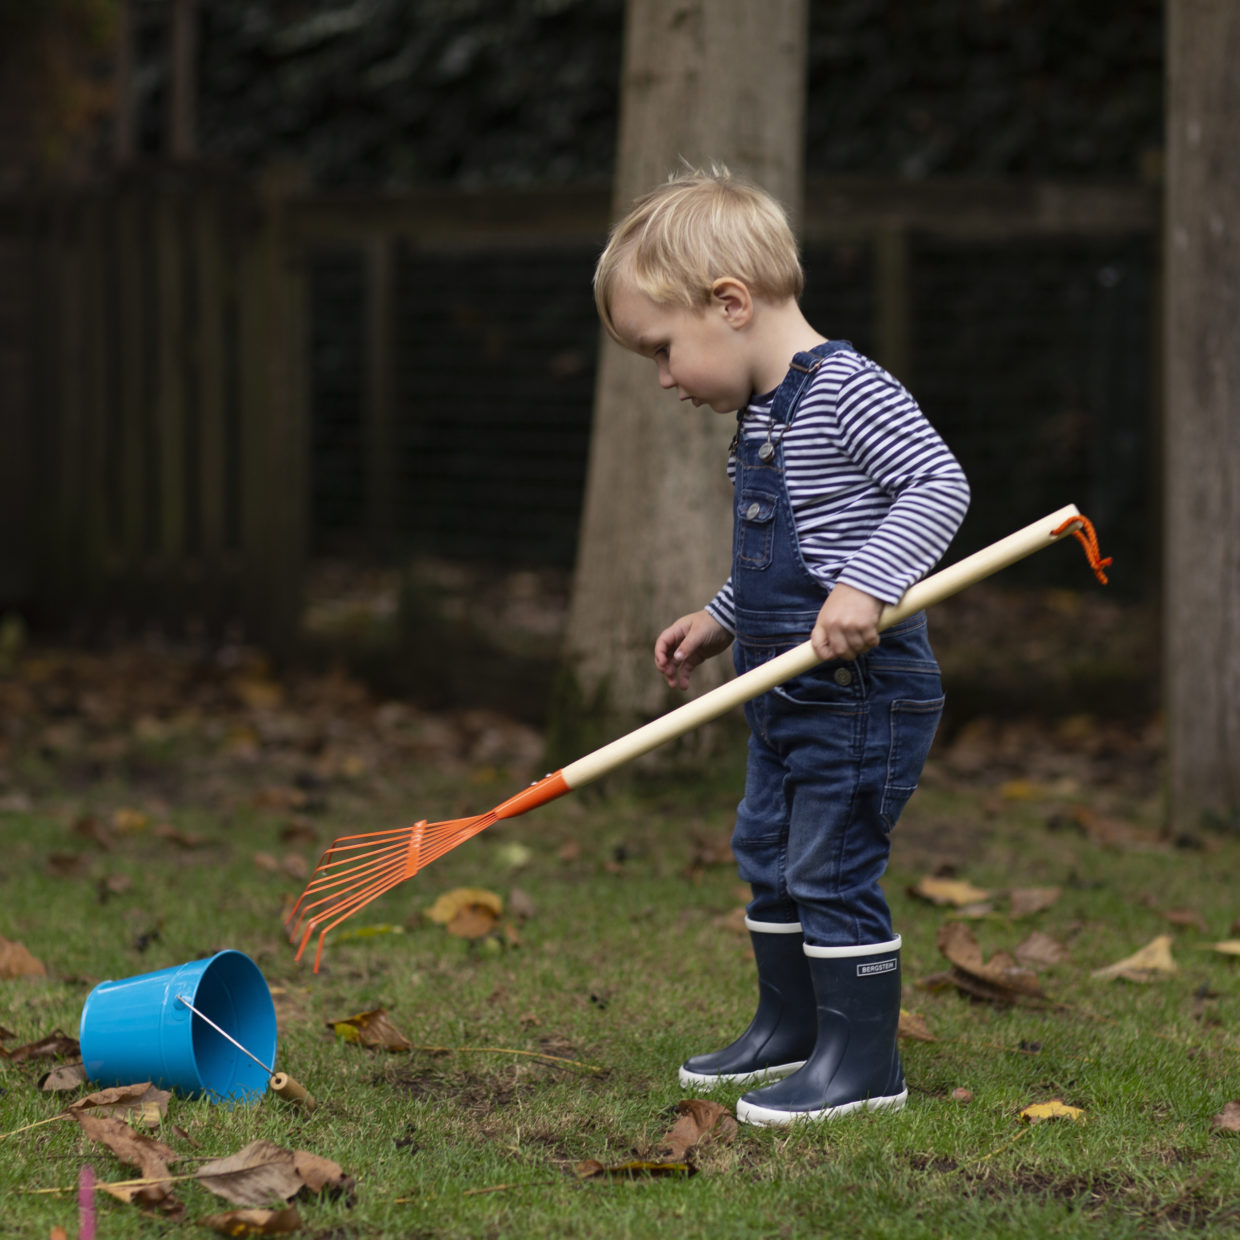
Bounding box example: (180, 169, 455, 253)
(735, 937, 907, 1126)
(679, 919, 816, 1089)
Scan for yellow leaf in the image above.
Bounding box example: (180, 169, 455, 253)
(1000, 779, 1039, 801)
(909, 876, 992, 907)
(425, 887, 503, 925)
(1021, 1099, 1085, 1123)
(327, 1008, 411, 1051)
(1091, 934, 1177, 982)
(1209, 940, 1240, 957)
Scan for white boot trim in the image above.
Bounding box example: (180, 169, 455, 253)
(803, 935, 901, 959)
(744, 917, 804, 934)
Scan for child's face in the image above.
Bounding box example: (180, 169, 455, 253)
(607, 280, 754, 414)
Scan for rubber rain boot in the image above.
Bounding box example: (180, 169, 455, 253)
(735, 936, 907, 1126)
(679, 918, 816, 1089)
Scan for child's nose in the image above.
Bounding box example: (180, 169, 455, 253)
(657, 361, 675, 389)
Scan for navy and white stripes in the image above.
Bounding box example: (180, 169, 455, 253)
(706, 346, 970, 633)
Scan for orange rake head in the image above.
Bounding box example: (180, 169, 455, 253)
(285, 771, 571, 971)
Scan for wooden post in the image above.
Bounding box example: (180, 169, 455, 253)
(154, 183, 188, 616)
(1163, 0, 1240, 830)
(364, 236, 397, 555)
(193, 181, 230, 631)
(169, 0, 197, 159)
(237, 168, 308, 656)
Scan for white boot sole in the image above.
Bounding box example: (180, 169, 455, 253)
(736, 1088, 908, 1127)
(678, 1059, 807, 1090)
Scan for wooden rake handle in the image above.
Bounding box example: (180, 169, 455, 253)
(556, 503, 1083, 793)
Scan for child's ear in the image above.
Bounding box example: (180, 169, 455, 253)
(710, 278, 753, 328)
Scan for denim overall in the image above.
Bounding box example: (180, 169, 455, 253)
(730, 342, 945, 948)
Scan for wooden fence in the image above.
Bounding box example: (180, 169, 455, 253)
(0, 171, 1158, 654)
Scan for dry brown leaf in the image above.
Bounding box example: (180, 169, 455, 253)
(291, 1149, 355, 1200)
(1091, 934, 1177, 982)
(1008, 887, 1061, 919)
(40, 1062, 90, 1092)
(3, 1029, 79, 1061)
(0, 935, 47, 978)
(909, 876, 992, 907)
(656, 1099, 737, 1162)
(1210, 1101, 1240, 1135)
(67, 1082, 171, 1125)
(898, 1008, 937, 1042)
(1155, 907, 1208, 933)
(446, 904, 499, 939)
(951, 1087, 974, 1103)
(1021, 1099, 1085, 1123)
(74, 1112, 182, 1213)
(1015, 930, 1070, 969)
(196, 1141, 307, 1207)
(936, 922, 1045, 1003)
(200, 1206, 301, 1235)
(327, 1008, 412, 1051)
(574, 1159, 693, 1180)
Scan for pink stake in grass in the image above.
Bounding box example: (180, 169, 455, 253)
(77, 1164, 96, 1240)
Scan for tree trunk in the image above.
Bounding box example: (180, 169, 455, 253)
(1164, 0, 1240, 830)
(555, 0, 808, 758)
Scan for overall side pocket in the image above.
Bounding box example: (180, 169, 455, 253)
(880, 696, 945, 831)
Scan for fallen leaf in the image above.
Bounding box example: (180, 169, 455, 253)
(495, 841, 533, 871)
(425, 887, 503, 926)
(1210, 1101, 1240, 1135)
(574, 1159, 693, 1180)
(152, 823, 208, 849)
(200, 1206, 301, 1235)
(73, 1112, 182, 1213)
(508, 887, 537, 920)
(1015, 930, 1070, 969)
(327, 1008, 412, 1051)
(0, 936, 47, 978)
(2, 1029, 79, 1061)
(951, 1087, 974, 1103)
(934, 922, 1045, 1004)
(656, 1099, 737, 1162)
(291, 1149, 355, 1201)
(1020, 1099, 1085, 1123)
(1155, 907, 1208, 933)
(909, 876, 992, 907)
(1091, 935, 1177, 982)
(898, 1008, 936, 1043)
(111, 807, 149, 834)
(1208, 941, 1240, 958)
(67, 1082, 172, 1126)
(40, 1062, 90, 1092)
(195, 1141, 307, 1207)
(1008, 887, 1061, 918)
(447, 904, 499, 939)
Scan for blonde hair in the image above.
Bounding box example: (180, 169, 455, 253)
(594, 167, 803, 339)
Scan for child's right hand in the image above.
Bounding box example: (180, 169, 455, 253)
(654, 611, 733, 690)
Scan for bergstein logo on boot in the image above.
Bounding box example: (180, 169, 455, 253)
(857, 959, 898, 976)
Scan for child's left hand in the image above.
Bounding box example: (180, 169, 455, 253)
(811, 583, 884, 663)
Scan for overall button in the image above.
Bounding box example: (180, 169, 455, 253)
(833, 667, 853, 686)
(745, 502, 761, 519)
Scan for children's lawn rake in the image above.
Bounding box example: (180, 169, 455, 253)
(287, 503, 1109, 970)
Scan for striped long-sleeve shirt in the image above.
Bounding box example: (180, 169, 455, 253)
(705, 345, 970, 634)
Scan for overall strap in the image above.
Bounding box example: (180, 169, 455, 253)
(769, 339, 854, 426)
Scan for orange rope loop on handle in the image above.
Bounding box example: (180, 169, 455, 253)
(1052, 514, 1112, 585)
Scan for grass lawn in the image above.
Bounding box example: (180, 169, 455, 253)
(1, 627, 1238, 1239)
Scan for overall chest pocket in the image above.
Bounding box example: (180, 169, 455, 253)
(736, 491, 778, 569)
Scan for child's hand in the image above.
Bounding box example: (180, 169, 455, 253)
(654, 611, 733, 690)
(811, 584, 884, 663)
